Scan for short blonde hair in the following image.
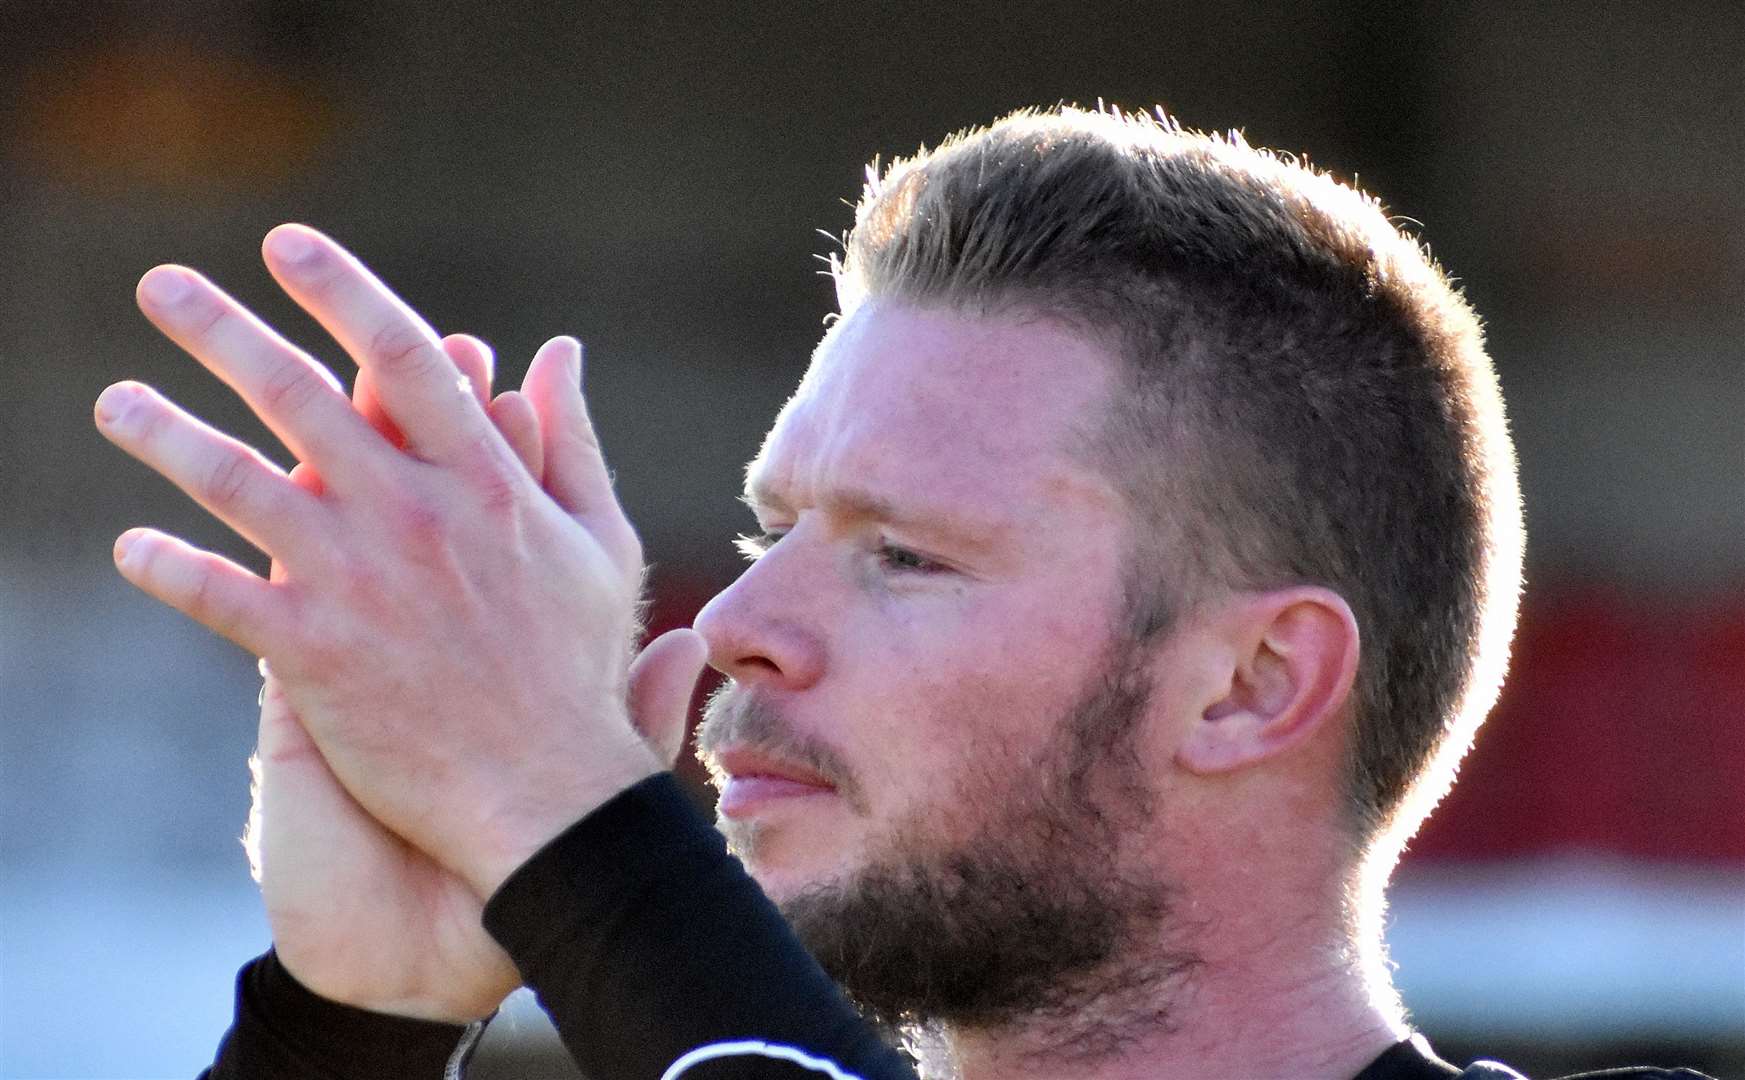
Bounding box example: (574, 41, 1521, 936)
(836, 107, 1524, 845)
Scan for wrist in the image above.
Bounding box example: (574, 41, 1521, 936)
(273, 945, 499, 1024)
(461, 722, 665, 900)
(229, 951, 478, 1078)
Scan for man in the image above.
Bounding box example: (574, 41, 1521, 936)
(97, 107, 1703, 1079)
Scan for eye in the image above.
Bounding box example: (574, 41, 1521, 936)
(877, 542, 944, 574)
(735, 530, 786, 561)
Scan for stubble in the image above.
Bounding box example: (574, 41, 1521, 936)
(696, 632, 1203, 1058)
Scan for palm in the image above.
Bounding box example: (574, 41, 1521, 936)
(250, 674, 518, 1020)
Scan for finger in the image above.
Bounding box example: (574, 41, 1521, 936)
(284, 459, 326, 504)
(95, 381, 327, 566)
(348, 366, 398, 449)
(523, 336, 641, 572)
(521, 337, 611, 514)
(260, 225, 496, 466)
(112, 527, 285, 657)
(626, 628, 708, 766)
(523, 335, 639, 527)
(134, 265, 390, 493)
(268, 463, 327, 587)
(489, 390, 543, 482)
(354, 334, 496, 449)
(444, 335, 495, 411)
(247, 671, 321, 883)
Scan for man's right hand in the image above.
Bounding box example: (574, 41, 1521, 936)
(251, 638, 704, 1023)
(251, 669, 524, 1021)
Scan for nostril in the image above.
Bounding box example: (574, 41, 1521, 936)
(693, 578, 827, 690)
(711, 639, 821, 691)
(738, 655, 783, 678)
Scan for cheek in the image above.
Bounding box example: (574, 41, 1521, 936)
(910, 579, 1112, 693)
(861, 666, 1076, 854)
(850, 591, 1112, 803)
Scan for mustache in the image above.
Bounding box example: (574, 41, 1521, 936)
(694, 683, 865, 811)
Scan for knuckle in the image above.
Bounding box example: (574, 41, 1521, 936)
(182, 560, 226, 628)
(468, 439, 524, 514)
(475, 470, 520, 516)
(191, 302, 230, 344)
(380, 488, 451, 556)
(259, 359, 322, 418)
(393, 490, 446, 534)
(365, 322, 436, 377)
(129, 393, 170, 446)
(126, 533, 162, 581)
(299, 260, 345, 298)
(202, 451, 254, 511)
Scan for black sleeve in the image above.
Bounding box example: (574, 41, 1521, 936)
(200, 949, 480, 1080)
(483, 772, 919, 1080)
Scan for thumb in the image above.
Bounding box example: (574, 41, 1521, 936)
(246, 669, 325, 885)
(626, 628, 708, 766)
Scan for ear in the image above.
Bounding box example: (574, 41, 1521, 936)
(1176, 586, 1360, 775)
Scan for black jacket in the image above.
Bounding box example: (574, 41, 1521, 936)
(200, 774, 1714, 1080)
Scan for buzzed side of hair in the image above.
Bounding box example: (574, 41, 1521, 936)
(833, 106, 1524, 848)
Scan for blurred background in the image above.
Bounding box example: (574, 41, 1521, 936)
(1, 2, 1741, 1077)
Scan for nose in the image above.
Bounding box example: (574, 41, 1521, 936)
(693, 547, 827, 691)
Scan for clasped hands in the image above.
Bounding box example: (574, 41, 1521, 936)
(95, 225, 707, 1021)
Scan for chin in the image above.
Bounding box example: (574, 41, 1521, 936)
(730, 830, 859, 903)
(715, 796, 881, 901)
(746, 865, 811, 905)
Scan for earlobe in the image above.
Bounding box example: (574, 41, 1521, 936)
(1175, 587, 1360, 776)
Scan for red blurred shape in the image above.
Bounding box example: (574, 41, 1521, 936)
(1413, 588, 1745, 862)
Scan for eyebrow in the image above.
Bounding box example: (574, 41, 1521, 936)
(742, 479, 1004, 552)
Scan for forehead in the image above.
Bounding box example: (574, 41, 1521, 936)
(748, 300, 1120, 515)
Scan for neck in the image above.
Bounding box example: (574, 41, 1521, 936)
(919, 886, 1406, 1080)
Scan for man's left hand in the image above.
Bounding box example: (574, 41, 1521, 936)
(97, 225, 681, 900)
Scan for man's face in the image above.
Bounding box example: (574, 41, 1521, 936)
(693, 300, 1187, 1023)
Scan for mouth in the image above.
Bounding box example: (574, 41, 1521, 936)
(711, 747, 839, 819)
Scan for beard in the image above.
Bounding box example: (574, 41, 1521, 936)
(695, 633, 1201, 1046)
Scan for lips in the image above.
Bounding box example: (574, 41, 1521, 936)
(712, 747, 837, 818)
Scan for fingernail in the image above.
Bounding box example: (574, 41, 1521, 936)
(467, 336, 496, 372)
(458, 334, 493, 361)
(94, 383, 137, 427)
(570, 338, 585, 386)
(268, 226, 317, 265)
(139, 268, 192, 308)
(113, 530, 141, 567)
